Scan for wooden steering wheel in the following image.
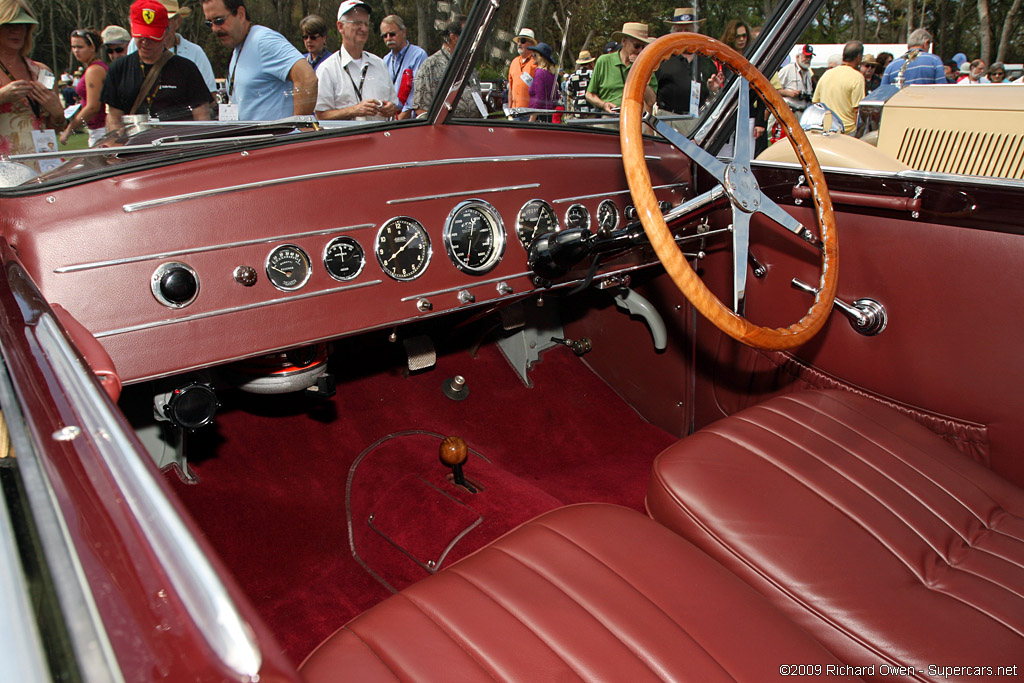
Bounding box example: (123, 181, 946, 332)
(620, 33, 838, 350)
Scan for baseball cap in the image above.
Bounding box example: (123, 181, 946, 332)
(130, 0, 169, 41)
(801, 44, 814, 57)
(337, 0, 370, 21)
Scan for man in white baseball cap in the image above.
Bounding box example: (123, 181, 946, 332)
(314, 0, 399, 121)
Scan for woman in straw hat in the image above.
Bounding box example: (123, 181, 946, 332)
(0, 0, 64, 157)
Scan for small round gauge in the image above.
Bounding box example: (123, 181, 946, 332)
(265, 245, 311, 291)
(624, 204, 638, 221)
(444, 200, 506, 274)
(323, 236, 365, 282)
(659, 200, 675, 213)
(564, 203, 591, 231)
(597, 199, 619, 233)
(375, 216, 431, 281)
(516, 199, 558, 248)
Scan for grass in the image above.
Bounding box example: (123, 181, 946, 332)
(58, 130, 90, 152)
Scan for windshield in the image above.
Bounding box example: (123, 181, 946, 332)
(4, 0, 814, 191)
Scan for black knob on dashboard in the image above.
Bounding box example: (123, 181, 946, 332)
(161, 267, 198, 304)
(151, 262, 199, 308)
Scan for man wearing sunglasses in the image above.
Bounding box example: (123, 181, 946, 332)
(201, 0, 317, 120)
(101, 0, 212, 131)
(380, 14, 426, 120)
(507, 27, 537, 110)
(127, 0, 216, 93)
(101, 25, 130, 62)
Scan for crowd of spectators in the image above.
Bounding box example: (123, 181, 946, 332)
(3, 0, 1021, 161)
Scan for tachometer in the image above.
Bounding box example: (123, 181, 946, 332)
(516, 199, 558, 248)
(323, 236, 365, 281)
(266, 245, 311, 291)
(444, 200, 506, 274)
(597, 199, 619, 233)
(375, 217, 431, 281)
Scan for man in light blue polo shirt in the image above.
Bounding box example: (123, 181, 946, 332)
(880, 28, 945, 87)
(201, 0, 317, 120)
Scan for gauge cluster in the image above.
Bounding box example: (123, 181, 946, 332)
(151, 192, 679, 313)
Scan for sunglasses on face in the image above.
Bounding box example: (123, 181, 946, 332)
(736, 32, 748, 39)
(992, 71, 1005, 76)
(516, 38, 531, 44)
(204, 16, 229, 28)
(105, 45, 126, 53)
(381, 31, 398, 38)
(303, 33, 323, 40)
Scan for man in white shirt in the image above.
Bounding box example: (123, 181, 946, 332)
(127, 0, 217, 92)
(314, 0, 397, 121)
(777, 44, 814, 113)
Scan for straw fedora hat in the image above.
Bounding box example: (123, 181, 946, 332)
(611, 22, 653, 44)
(575, 49, 596, 64)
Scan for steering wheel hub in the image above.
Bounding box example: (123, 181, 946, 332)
(723, 163, 762, 213)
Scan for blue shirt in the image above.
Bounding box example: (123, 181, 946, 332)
(382, 43, 428, 112)
(229, 25, 303, 120)
(880, 50, 945, 86)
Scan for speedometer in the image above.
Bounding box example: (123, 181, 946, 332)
(516, 199, 558, 248)
(444, 200, 506, 274)
(375, 217, 431, 281)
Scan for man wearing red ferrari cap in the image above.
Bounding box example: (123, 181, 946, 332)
(101, 0, 212, 131)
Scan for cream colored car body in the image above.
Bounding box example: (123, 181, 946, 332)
(759, 84, 1024, 178)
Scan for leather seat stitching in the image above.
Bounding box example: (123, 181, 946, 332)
(493, 522, 741, 683)
(651, 442, 913, 672)
(760, 399, 1024, 561)
(703, 421, 1024, 636)
(384, 591, 504, 681)
(337, 628, 403, 681)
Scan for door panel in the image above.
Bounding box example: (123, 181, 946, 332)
(693, 166, 1024, 488)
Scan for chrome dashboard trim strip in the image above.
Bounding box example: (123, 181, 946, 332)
(121, 154, 660, 213)
(552, 182, 687, 204)
(387, 183, 540, 204)
(93, 279, 383, 338)
(35, 312, 262, 678)
(401, 271, 534, 300)
(54, 224, 376, 273)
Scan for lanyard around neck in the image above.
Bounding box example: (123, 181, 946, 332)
(228, 28, 250, 99)
(389, 44, 408, 82)
(345, 61, 369, 99)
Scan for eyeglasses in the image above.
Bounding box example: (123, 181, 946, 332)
(302, 33, 323, 40)
(991, 71, 1005, 76)
(105, 45, 126, 53)
(204, 16, 229, 28)
(735, 32, 748, 39)
(343, 20, 369, 28)
(381, 31, 398, 38)
(516, 38, 531, 45)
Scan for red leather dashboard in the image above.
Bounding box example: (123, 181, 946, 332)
(5, 125, 692, 382)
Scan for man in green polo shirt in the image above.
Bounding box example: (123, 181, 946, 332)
(586, 22, 658, 113)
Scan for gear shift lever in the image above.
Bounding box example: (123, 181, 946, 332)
(439, 436, 477, 493)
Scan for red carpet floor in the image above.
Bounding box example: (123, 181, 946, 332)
(165, 340, 677, 665)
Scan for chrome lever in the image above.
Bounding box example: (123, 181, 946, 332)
(791, 278, 887, 336)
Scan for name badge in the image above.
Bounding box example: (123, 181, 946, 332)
(689, 80, 701, 117)
(520, 72, 533, 87)
(219, 103, 239, 121)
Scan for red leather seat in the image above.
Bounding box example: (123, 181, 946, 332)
(301, 503, 852, 682)
(648, 390, 1024, 681)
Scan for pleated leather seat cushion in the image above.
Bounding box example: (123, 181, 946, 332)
(301, 503, 852, 682)
(648, 390, 1024, 681)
